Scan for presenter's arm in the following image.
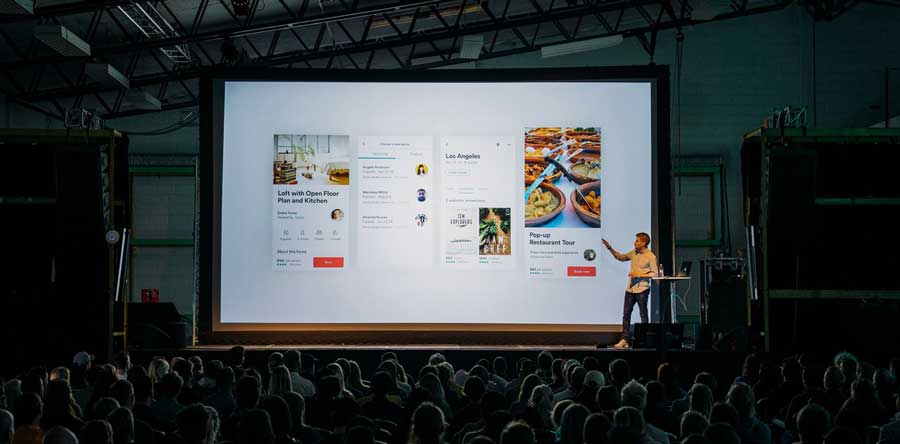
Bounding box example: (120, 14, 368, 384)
(601, 239, 630, 262)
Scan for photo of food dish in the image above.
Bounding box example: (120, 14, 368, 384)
(523, 126, 601, 228)
(273, 134, 350, 185)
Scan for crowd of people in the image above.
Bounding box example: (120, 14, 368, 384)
(1, 347, 898, 444)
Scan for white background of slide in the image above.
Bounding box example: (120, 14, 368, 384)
(221, 81, 652, 325)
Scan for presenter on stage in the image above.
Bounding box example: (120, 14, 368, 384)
(602, 232, 657, 349)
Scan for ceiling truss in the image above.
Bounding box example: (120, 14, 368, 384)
(0, 0, 794, 120)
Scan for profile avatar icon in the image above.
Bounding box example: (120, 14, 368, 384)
(584, 249, 596, 262)
(415, 214, 427, 227)
(417, 189, 427, 202)
(416, 164, 428, 176)
(331, 208, 344, 221)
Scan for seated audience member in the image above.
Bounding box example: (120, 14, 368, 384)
(284, 351, 316, 399)
(499, 421, 534, 444)
(221, 375, 262, 441)
(879, 397, 900, 444)
(71, 352, 94, 413)
(703, 422, 741, 444)
(260, 396, 298, 444)
(453, 392, 505, 444)
(785, 366, 825, 432)
(620, 380, 669, 444)
(612, 406, 655, 444)
(557, 403, 590, 444)
(79, 420, 112, 444)
(269, 366, 293, 398)
(175, 404, 211, 444)
(596, 386, 621, 419)
(41, 426, 78, 444)
(238, 409, 275, 444)
(202, 366, 236, 419)
(106, 408, 133, 444)
(609, 360, 631, 391)
(112, 352, 131, 381)
(582, 413, 610, 444)
(204, 405, 220, 444)
(109, 381, 133, 412)
(1, 409, 12, 444)
(41, 381, 83, 434)
(726, 381, 771, 444)
(838, 378, 890, 429)
(796, 403, 831, 444)
(522, 385, 553, 431)
(409, 403, 447, 444)
(89, 398, 119, 422)
(347, 361, 371, 400)
(171, 359, 200, 406)
(575, 371, 604, 412)
(820, 367, 847, 419)
(710, 402, 740, 429)
(150, 373, 183, 431)
(509, 375, 541, 419)
(552, 400, 574, 432)
(360, 372, 406, 431)
(13, 393, 42, 444)
(462, 410, 510, 444)
(657, 363, 685, 403)
(128, 373, 154, 427)
(644, 381, 675, 434)
(688, 384, 714, 419)
(282, 392, 330, 444)
(680, 411, 709, 440)
(148, 358, 169, 387)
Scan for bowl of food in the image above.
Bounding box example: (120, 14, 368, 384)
(525, 181, 565, 227)
(570, 160, 601, 184)
(570, 181, 601, 227)
(524, 158, 562, 183)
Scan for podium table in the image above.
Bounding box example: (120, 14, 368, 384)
(652, 276, 691, 323)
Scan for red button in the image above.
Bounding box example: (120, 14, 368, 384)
(313, 257, 344, 268)
(567, 266, 596, 277)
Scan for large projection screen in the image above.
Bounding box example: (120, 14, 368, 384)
(202, 68, 671, 337)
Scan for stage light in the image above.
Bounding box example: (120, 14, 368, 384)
(231, 0, 250, 15)
(34, 24, 91, 57)
(85, 63, 130, 89)
(0, 0, 34, 14)
(540, 35, 624, 59)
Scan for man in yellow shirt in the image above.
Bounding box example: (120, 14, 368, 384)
(602, 232, 658, 349)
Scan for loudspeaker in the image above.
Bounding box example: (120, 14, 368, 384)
(633, 323, 685, 349)
(114, 302, 188, 349)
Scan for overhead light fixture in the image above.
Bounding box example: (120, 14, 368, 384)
(458, 35, 484, 60)
(34, 24, 91, 57)
(124, 90, 161, 111)
(540, 35, 624, 59)
(231, 0, 250, 15)
(117, 2, 191, 63)
(85, 64, 130, 89)
(0, 0, 34, 15)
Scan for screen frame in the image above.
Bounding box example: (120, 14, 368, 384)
(199, 66, 672, 344)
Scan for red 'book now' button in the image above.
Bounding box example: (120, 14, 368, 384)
(567, 266, 596, 277)
(313, 257, 344, 268)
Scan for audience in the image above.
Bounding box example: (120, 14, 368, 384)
(1, 348, 897, 444)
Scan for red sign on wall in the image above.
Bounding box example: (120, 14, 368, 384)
(141, 288, 159, 303)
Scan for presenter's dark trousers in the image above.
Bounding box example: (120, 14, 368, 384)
(622, 289, 650, 341)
